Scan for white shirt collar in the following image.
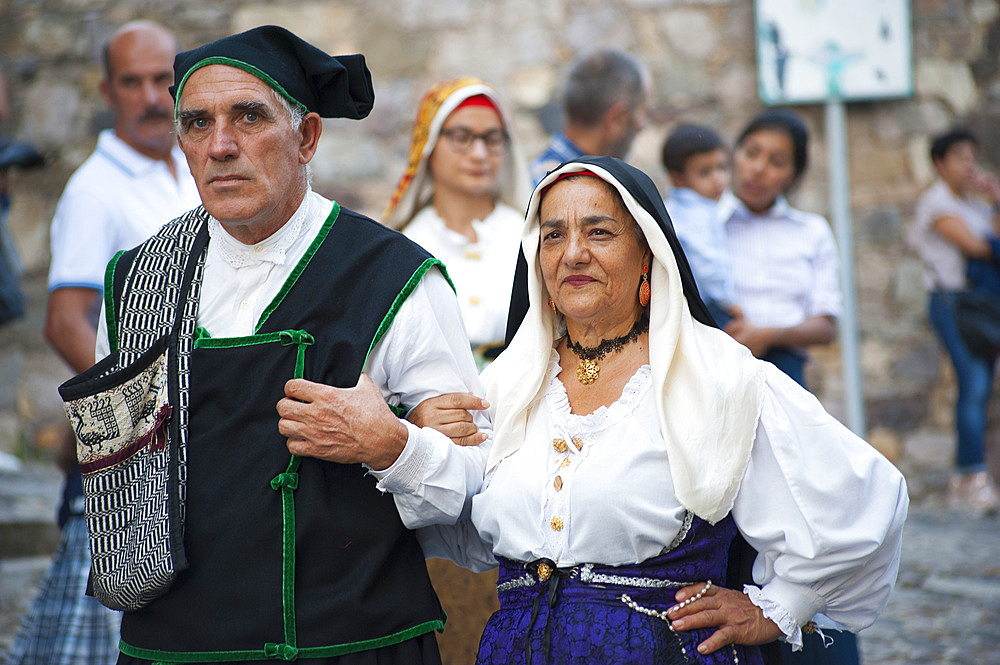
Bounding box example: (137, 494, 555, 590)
(417, 204, 496, 247)
(718, 190, 792, 224)
(208, 188, 313, 268)
(95, 129, 186, 179)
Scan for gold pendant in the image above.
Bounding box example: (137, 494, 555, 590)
(577, 358, 600, 384)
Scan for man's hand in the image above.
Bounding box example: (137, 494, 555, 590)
(277, 374, 408, 471)
(407, 393, 489, 446)
(667, 582, 783, 655)
(724, 319, 776, 358)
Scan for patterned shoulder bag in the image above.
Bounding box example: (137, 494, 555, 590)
(58, 208, 208, 611)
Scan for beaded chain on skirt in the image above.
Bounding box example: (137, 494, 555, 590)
(476, 514, 764, 665)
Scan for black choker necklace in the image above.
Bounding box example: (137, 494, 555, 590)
(565, 312, 649, 384)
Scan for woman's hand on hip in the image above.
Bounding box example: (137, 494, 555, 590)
(667, 582, 783, 654)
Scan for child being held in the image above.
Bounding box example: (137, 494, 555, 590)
(662, 123, 742, 326)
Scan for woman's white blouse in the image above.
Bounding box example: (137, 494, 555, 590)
(413, 351, 908, 642)
(475, 357, 686, 568)
(403, 202, 523, 347)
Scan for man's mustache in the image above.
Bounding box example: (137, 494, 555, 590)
(138, 107, 172, 123)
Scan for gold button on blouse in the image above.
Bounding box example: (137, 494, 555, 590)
(550, 516, 564, 531)
(572, 437, 584, 451)
(560, 458, 571, 468)
(552, 438, 568, 453)
(553, 476, 563, 491)
(469, 295, 482, 305)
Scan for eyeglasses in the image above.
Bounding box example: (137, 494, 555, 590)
(439, 127, 508, 155)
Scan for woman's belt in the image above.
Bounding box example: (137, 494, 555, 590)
(495, 556, 742, 665)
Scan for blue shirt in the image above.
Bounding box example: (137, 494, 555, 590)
(665, 187, 736, 307)
(529, 131, 584, 187)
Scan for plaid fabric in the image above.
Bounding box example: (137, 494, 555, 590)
(4, 516, 120, 665)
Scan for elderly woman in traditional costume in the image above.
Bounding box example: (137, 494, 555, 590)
(411, 156, 907, 665)
(385, 78, 530, 363)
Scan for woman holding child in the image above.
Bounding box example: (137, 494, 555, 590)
(718, 109, 840, 388)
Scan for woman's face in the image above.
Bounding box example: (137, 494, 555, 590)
(539, 177, 650, 331)
(934, 140, 977, 193)
(428, 105, 505, 199)
(732, 128, 798, 213)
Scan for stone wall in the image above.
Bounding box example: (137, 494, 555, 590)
(4, 0, 1000, 463)
(2, 0, 999, 469)
(3, 1, 1000, 662)
(0, 13, 994, 446)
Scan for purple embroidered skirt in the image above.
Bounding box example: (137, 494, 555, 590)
(476, 514, 764, 665)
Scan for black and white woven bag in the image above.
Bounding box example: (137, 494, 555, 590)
(59, 208, 207, 611)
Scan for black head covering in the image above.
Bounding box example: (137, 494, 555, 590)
(504, 155, 717, 344)
(171, 25, 374, 120)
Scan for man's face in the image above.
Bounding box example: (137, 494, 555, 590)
(176, 65, 317, 244)
(608, 95, 649, 160)
(101, 27, 177, 155)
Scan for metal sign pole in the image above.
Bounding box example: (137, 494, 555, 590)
(824, 98, 866, 436)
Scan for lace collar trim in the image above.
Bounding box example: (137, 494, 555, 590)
(544, 348, 652, 433)
(208, 189, 313, 269)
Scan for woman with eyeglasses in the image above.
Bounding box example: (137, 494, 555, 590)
(386, 78, 531, 365)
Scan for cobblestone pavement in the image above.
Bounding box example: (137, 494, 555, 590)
(859, 505, 1000, 665)
(2, 458, 999, 664)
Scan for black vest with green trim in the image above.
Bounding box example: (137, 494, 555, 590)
(109, 203, 446, 661)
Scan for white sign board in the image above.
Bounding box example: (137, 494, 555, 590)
(755, 0, 913, 104)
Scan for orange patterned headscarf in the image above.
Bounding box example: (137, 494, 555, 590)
(383, 78, 530, 230)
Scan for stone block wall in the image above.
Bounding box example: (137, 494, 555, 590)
(2, 0, 998, 460)
(4, 1, 1000, 662)
(4, 0, 1000, 464)
(0, 11, 997, 451)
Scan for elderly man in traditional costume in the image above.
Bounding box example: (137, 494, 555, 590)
(60, 26, 489, 665)
(411, 157, 908, 664)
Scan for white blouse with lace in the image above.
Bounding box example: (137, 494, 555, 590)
(412, 349, 908, 645)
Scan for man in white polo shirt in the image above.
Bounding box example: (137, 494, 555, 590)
(44, 21, 199, 372)
(7, 20, 198, 665)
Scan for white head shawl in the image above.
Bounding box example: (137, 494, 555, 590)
(483, 158, 766, 524)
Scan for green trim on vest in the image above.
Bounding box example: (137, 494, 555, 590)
(364, 258, 453, 416)
(255, 203, 341, 334)
(188, 328, 315, 658)
(104, 250, 126, 355)
(365, 258, 454, 364)
(119, 615, 445, 663)
(193, 329, 315, 381)
(271, 454, 303, 652)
